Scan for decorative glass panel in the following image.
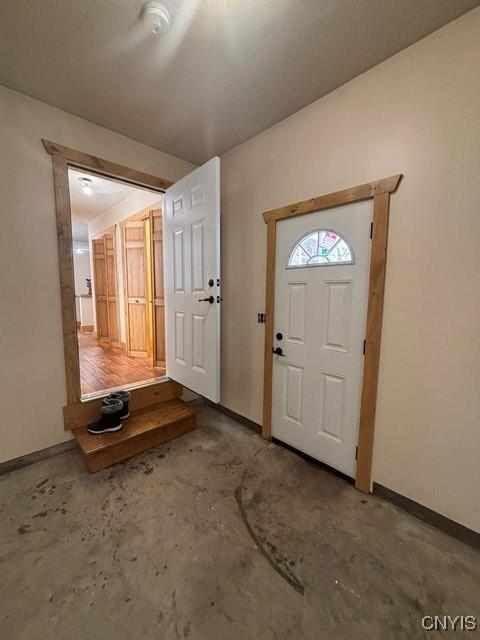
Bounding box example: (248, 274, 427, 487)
(287, 229, 354, 268)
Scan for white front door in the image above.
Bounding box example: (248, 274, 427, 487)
(163, 157, 220, 402)
(271, 201, 371, 477)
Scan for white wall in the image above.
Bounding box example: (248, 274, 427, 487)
(0, 86, 195, 463)
(73, 242, 91, 322)
(78, 297, 94, 328)
(220, 9, 480, 532)
(73, 242, 91, 296)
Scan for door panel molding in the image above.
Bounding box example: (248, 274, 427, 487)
(92, 233, 120, 345)
(123, 220, 148, 357)
(105, 232, 120, 345)
(44, 140, 169, 418)
(262, 175, 403, 493)
(150, 209, 166, 367)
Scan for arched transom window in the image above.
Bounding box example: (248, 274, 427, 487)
(287, 229, 354, 268)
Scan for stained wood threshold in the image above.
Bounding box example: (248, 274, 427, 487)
(81, 375, 169, 402)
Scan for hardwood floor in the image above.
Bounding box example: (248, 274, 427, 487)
(78, 333, 165, 396)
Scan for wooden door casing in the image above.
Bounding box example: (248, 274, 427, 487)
(124, 221, 148, 356)
(92, 233, 120, 345)
(105, 232, 119, 345)
(150, 209, 166, 366)
(92, 238, 109, 340)
(43, 139, 173, 408)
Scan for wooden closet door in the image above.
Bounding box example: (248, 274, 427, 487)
(105, 233, 119, 344)
(150, 209, 165, 366)
(93, 238, 109, 340)
(124, 221, 148, 356)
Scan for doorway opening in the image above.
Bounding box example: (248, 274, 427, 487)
(262, 175, 402, 493)
(45, 140, 221, 436)
(69, 168, 166, 400)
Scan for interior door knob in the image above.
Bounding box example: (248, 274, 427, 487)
(197, 296, 214, 304)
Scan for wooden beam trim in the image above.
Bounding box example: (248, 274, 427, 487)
(43, 140, 173, 191)
(355, 192, 391, 493)
(52, 154, 81, 404)
(263, 174, 402, 223)
(262, 220, 277, 439)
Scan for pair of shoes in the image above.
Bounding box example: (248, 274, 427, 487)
(107, 391, 131, 420)
(87, 391, 131, 435)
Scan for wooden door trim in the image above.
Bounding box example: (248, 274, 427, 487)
(51, 154, 81, 405)
(122, 219, 149, 357)
(92, 236, 108, 342)
(150, 208, 166, 367)
(262, 174, 403, 493)
(105, 231, 121, 347)
(263, 175, 401, 223)
(43, 140, 174, 191)
(44, 140, 169, 422)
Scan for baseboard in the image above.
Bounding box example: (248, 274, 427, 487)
(0, 440, 77, 476)
(185, 397, 205, 407)
(373, 483, 480, 551)
(80, 325, 94, 333)
(205, 400, 262, 434)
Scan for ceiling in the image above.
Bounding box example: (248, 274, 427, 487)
(69, 169, 138, 223)
(1, 1, 478, 164)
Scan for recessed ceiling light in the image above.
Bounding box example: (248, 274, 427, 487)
(141, 1, 170, 35)
(78, 177, 93, 196)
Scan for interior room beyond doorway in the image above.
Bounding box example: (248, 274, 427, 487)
(69, 168, 166, 399)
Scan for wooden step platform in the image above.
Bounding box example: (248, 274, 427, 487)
(73, 399, 196, 473)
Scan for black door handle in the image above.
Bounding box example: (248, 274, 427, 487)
(272, 347, 285, 356)
(197, 296, 214, 303)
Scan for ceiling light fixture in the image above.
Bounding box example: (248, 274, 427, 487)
(141, 1, 171, 35)
(78, 177, 93, 196)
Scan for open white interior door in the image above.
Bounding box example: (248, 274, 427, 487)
(163, 157, 220, 402)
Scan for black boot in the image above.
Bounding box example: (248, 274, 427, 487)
(88, 399, 123, 434)
(104, 391, 131, 420)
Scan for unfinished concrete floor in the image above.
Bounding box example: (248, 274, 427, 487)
(0, 405, 478, 639)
